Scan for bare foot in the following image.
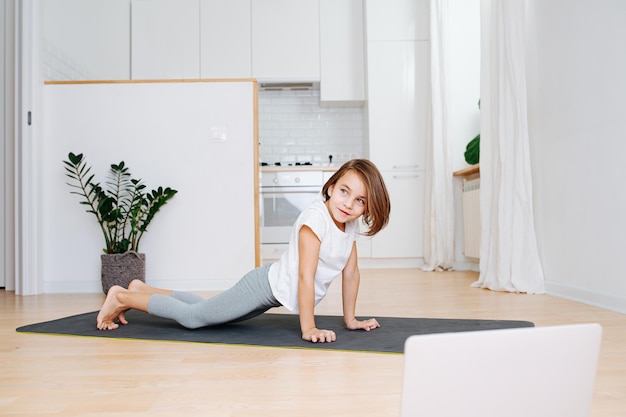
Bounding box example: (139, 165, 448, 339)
(96, 285, 129, 330)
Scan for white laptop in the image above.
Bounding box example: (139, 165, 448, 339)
(400, 323, 602, 417)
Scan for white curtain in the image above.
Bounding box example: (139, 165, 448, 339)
(423, 0, 455, 272)
(472, 0, 544, 293)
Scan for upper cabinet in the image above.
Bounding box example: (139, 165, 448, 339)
(251, 0, 320, 81)
(41, 0, 131, 80)
(132, 0, 251, 80)
(44, 1, 366, 102)
(131, 0, 200, 79)
(200, 0, 252, 78)
(319, 0, 365, 104)
(365, 0, 430, 41)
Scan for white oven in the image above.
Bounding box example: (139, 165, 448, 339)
(260, 171, 324, 245)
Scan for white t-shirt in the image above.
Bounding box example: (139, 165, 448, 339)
(268, 200, 359, 312)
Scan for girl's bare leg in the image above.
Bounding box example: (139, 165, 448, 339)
(127, 279, 173, 296)
(96, 285, 152, 330)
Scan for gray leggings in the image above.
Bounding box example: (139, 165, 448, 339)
(147, 263, 281, 329)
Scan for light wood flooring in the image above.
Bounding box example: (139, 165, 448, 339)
(2, 269, 625, 416)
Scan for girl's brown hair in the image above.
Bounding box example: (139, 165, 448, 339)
(322, 159, 390, 236)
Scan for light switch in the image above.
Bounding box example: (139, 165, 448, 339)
(210, 127, 227, 142)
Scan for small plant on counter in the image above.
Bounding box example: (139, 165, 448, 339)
(63, 152, 178, 254)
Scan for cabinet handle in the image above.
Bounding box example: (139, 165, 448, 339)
(393, 174, 421, 179)
(393, 165, 420, 169)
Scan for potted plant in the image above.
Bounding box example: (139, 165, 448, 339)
(63, 152, 178, 294)
(464, 99, 481, 165)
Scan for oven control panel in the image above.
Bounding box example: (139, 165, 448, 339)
(261, 171, 324, 188)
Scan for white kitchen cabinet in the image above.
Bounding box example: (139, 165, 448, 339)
(131, 0, 200, 79)
(319, 0, 365, 104)
(356, 223, 373, 259)
(200, 0, 252, 78)
(365, 0, 430, 41)
(41, 0, 131, 80)
(365, 0, 429, 260)
(371, 171, 424, 258)
(251, 0, 320, 81)
(366, 40, 429, 171)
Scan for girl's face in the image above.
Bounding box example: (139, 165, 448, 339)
(325, 170, 367, 231)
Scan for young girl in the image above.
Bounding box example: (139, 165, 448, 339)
(97, 159, 391, 343)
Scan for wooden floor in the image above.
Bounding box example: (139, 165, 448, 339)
(2, 269, 625, 416)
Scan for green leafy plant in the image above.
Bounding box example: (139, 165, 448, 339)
(464, 99, 481, 165)
(63, 152, 178, 254)
(464, 133, 480, 165)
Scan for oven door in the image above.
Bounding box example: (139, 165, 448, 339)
(260, 188, 322, 244)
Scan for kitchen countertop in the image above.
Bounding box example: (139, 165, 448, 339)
(452, 164, 480, 177)
(260, 165, 338, 172)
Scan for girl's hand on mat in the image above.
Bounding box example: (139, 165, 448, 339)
(345, 318, 380, 332)
(302, 328, 337, 343)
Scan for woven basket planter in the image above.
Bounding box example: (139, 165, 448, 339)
(100, 252, 146, 294)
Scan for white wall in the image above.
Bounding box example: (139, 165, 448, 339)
(447, 0, 481, 268)
(448, 0, 481, 172)
(41, 81, 257, 293)
(526, 0, 626, 313)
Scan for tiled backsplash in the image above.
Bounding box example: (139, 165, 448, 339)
(258, 88, 366, 166)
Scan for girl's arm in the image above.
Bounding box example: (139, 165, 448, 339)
(342, 242, 380, 331)
(298, 225, 337, 343)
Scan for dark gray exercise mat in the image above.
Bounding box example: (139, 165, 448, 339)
(16, 311, 534, 353)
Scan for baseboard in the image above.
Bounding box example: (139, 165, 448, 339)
(262, 257, 426, 270)
(357, 258, 424, 269)
(43, 281, 104, 294)
(545, 281, 626, 315)
(43, 278, 238, 294)
(453, 260, 480, 272)
(43, 260, 482, 294)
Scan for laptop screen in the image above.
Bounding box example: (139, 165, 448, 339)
(401, 324, 602, 417)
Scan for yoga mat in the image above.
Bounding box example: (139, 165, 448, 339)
(17, 311, 534, 353)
